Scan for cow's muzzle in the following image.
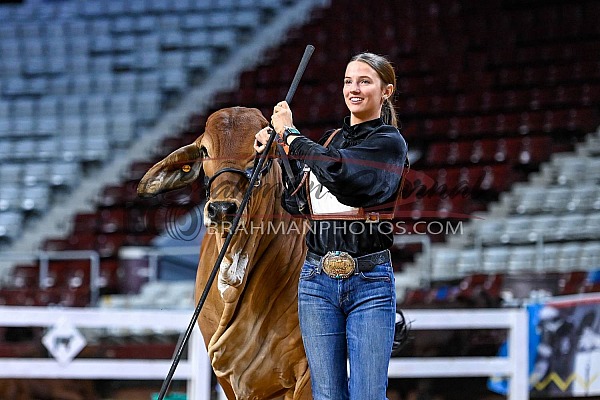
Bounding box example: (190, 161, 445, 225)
(206, 201, 238, 224)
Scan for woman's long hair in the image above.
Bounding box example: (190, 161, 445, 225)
(350, 52, 398, 128)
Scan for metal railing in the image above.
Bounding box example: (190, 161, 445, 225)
(0, 250, 101, 304)
(0, 247, 200, 306)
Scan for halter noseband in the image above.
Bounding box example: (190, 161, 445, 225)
(204, 155, 273, 200)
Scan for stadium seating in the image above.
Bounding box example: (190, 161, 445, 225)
(1, 4, 600, 400)
(404, 128, 600, 305)
(0, 0, 290, 250)
(0, 0, 299, 308)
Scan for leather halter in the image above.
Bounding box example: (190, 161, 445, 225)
(204, 155, 273, 199)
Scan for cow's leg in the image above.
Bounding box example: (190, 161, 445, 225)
(283, 390, 296, 400)
(291, 373, 312, 399)
(284, 386, 312, 400)
(216, 377, 236, 400)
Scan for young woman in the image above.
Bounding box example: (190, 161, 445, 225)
(255, 52, 408, 399)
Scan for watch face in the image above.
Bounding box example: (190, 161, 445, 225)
(286, 127, 300, 135)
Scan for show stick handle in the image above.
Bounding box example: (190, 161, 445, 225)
(285, 44, 315, 105)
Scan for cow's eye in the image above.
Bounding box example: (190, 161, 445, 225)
(199, 146, 209, 159)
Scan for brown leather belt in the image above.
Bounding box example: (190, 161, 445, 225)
(306, 250, 390, 279)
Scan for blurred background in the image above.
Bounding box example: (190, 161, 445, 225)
(0, 0, 598, 399)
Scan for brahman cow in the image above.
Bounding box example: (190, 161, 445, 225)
(137, 107, 311, 399)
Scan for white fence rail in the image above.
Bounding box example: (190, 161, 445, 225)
(0, 306, 210, 399)
(0, 307, 528, 399)
(394, 308, 529, 400)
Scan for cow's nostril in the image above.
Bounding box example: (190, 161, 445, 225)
(223, 202, 238, 217)
(207, 203, 218, 220)
(207, 201, 238, 222)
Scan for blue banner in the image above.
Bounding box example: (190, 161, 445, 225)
(489, 293, 600, 397)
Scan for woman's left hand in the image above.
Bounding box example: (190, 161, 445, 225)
(254, 127, 272, 153)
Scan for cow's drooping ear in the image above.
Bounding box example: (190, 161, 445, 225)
(137, 143, 203, 197)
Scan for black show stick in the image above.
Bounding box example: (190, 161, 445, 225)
(157, 44, 315, 400)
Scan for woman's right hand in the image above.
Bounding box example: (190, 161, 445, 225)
(271, 101, 293, 135)
(254, 127, 273, 153)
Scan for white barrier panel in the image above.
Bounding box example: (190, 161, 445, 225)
(0, 307, 528, 400)
(390, 308, 529, 400)
(0, 306, 211, 399)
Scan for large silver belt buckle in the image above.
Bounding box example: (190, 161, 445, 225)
(322, 251, 356, 279)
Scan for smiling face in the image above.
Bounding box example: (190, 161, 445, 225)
(343, 60, 393, 126)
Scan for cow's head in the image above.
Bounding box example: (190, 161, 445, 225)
(138, 107, 282, 299)
(138, 106, 272, 218)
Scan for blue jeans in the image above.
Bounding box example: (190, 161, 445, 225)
(298, 254, 396, 400)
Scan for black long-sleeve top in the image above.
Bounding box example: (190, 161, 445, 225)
(282, 117, 408, 257)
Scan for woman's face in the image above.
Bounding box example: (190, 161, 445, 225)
(343, 60, 392, 125)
